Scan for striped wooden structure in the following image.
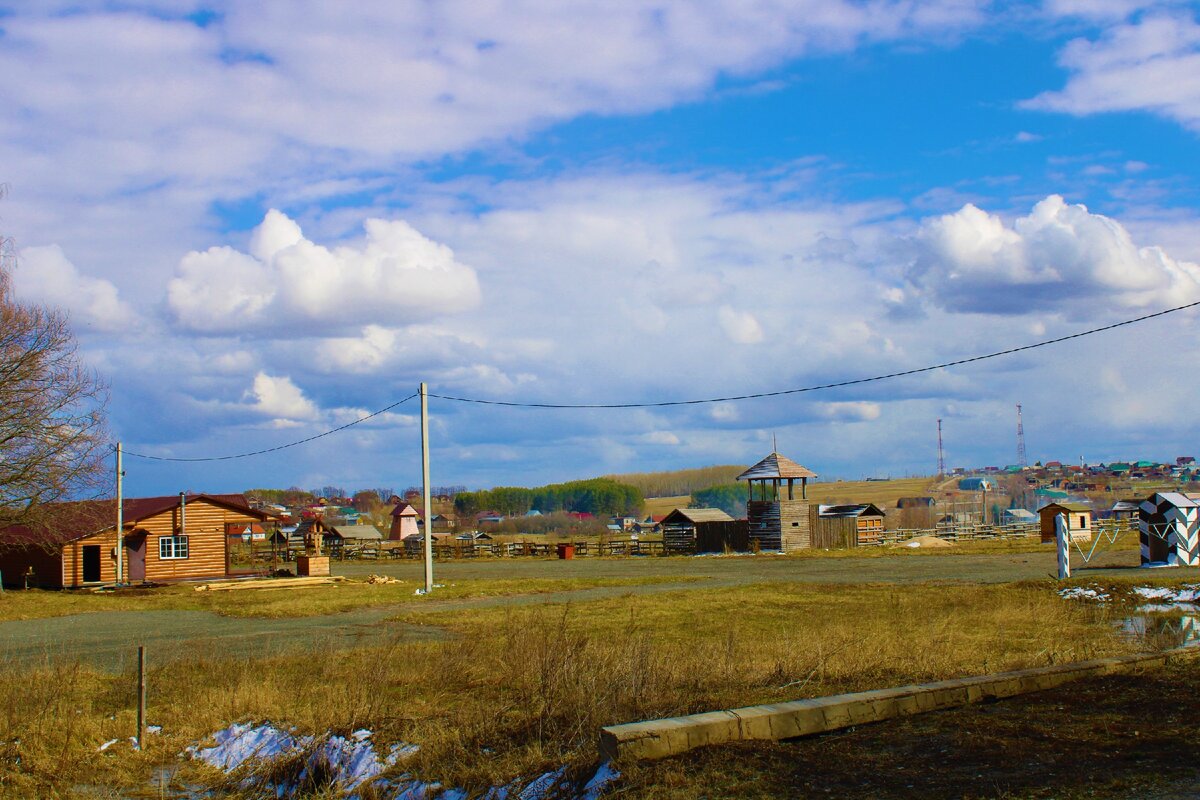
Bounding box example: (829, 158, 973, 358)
(1139, 492, 1200, 566)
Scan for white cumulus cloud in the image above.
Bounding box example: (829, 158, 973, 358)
(717, 305, 765, 344)
(909, 195, 1200, 315)
(168, 210, 481, 335)
(244, 372, 319, 422)
(1026, 13, 1200, 132)
(13, 244, 135, 332)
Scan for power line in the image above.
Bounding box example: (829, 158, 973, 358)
(121, 392, 420, 462)
(118, 299, 1200, 461)
(430, 300, 1200, 409)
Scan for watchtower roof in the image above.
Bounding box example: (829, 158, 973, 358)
(737, 452, 817, 481)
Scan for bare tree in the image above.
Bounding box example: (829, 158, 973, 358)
(0, 238, 110, 542)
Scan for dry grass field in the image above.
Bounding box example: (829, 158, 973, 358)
(2, 544, 1196, 798)
(643, 476, 938, 519)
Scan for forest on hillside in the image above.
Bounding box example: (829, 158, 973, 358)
(454, 478, 643, 517)
(602, 465, 746, 498)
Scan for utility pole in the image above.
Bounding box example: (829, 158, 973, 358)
(116, 442, 124, 585)
(936, 419, 945, 478)
(420, 383, 434, 594)
(1016, 403, 1028, 468)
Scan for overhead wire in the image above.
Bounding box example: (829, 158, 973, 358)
(121, 392, 420, 462)
(119, 299, 1200, 461)
(429, 299, 1200, 408)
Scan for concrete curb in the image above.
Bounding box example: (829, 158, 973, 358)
(599, 646, 1200, 761)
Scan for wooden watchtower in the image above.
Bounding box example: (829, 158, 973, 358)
(737, 451, 817, 551)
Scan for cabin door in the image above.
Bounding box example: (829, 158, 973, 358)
(126, 535, 146, 582)
(82, 545, 102, 583)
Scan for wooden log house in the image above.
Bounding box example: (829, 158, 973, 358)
(0, 494, 271, 588)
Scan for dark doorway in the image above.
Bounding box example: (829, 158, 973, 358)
(126, 535, 146, 582)
(82, 545, 102, 583)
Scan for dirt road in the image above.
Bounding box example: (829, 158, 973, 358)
(0, 548, 1136, 671)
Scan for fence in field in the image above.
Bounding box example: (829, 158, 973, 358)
(226, 518, 1134, 568)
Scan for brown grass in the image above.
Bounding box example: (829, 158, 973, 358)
(0, 575, 696, 622)
(0, 576, 1174, 797)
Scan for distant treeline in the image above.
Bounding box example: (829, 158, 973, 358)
(602, 465, 746, 498)
(690, 484, 745, 517)
(454, 478, 643, 517)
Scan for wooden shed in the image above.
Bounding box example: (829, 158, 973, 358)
(810, 504, 886, 547)
(737, 451, 816, 552)
(0, 494, 271, 588)
(660, 508, 740, 553)
(1038, 502, 1093, 543)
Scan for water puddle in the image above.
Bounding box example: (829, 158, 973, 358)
(1119, 610, 1200, 649)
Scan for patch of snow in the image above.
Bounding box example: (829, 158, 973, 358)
(518, 768, 565, 800)
(189, 724, 616, 799)
(188, 723, 417, 794)
(1134, 585, 1200, 603)
(905, 541, 921, 548)
(146, 725, 162, 735)
(582, 762, 620, 800)
(97, 739, 118, 752)
(1057, 586, 1111, 602)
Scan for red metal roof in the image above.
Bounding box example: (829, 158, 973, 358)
(0, 493, 266, 550)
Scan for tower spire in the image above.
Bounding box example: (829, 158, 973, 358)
(937, 419, 945, 478)
(1016, 404, 1028, 468)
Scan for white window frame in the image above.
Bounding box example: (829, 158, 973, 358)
(159, 535, 189, 560)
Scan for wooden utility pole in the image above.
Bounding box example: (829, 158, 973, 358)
(420, 383, 434, 593)
(136, 645, 147, 749)
(116, 442, 124, 585)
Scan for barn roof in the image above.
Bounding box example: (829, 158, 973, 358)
(661, 508, 735, 525)
(331, 525, 383, 541)
(0, 493, 267, 549)
(817, 503, 886, 518)
(1038, 502, 1092, 514)
(737, 452, 817, 481)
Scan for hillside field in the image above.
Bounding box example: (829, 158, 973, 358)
(644, 476, 938, 518)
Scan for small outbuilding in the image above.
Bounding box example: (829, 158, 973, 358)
(1001, 508, 1037, 525)
(811, 504, 886, 547)
(388, 503, 419, 540)
(1038, 502, 1093, 543)
(330, 525, 383, 544)
(660, 508, 740, 553)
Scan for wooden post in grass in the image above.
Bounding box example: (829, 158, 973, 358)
(136, 645, 146, 749)
(1056, 513, 1070, 580)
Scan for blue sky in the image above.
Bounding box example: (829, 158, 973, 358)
(3, 1, 1200, 497)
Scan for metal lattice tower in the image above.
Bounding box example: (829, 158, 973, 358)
(936, 418, 945, 477)
(1016, 403, 1028, 468)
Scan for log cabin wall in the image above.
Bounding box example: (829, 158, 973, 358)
(137, 502, 258, 582)
(748, 500, 810, 551)
(63, 528, 121, 587)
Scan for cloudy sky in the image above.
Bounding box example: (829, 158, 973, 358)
(4, 1, 1200, 496)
